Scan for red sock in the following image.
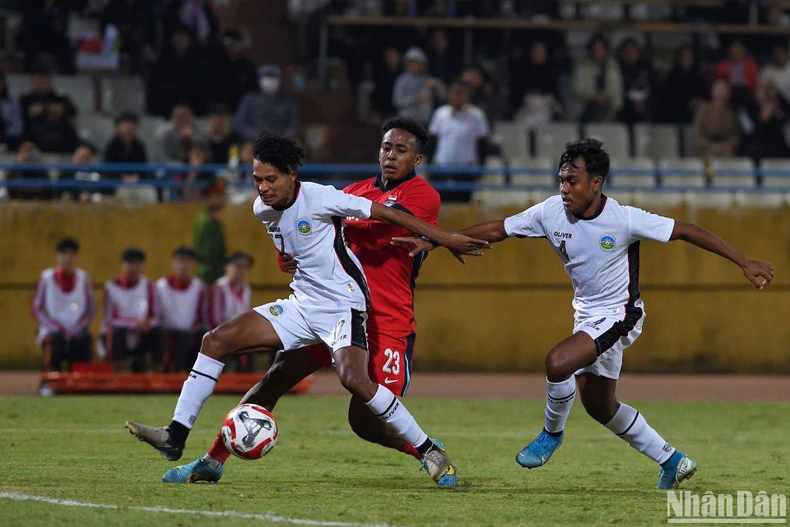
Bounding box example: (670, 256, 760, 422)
(206, 433, 231, 464)
(399, 443, 422, 461)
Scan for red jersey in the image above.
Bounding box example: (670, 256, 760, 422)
(342, 172, 440, 337)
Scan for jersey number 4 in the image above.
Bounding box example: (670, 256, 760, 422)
(558, 240, 569, 262)
(275, 234, 286, 253)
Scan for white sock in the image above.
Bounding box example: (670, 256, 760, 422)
(604, 402, 675, 464)
(366, 384, 428, 447)
(545, 377, 576, 434)
(172, 353, 225, 429)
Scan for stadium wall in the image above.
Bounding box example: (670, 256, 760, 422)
(1, 202, 788, 372)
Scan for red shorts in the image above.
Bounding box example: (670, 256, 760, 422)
(304, 328, 415, 397)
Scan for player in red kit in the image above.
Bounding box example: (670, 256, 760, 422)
(161, 117, 458, 487)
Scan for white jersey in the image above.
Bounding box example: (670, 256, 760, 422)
(504, 195, 675, 319)
(209, 276, 251, 327)
(103, 276, 159, 330)
(32, 268, 95, 343)
(253, 181, 373, 312)
(155, 276, 207, 331)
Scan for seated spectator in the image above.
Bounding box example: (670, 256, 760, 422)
(426, 29, 463, 86)
(25, 99, 79, 154)
(104, 112, 149, 188)
(101, 0, 157, 73)
(657, 45, 707, 124)
(6, 141, 51, 200)
(393, 47, 446, 126)
(692, 79, 741, 163)
(193, 177, 227, 284)
(0, 71, 24, 150)
(510, 40, 562, 127)
(104, 248, 164, 373)
(173, 0, 219, 49)
(573, 34, 622, 123)
(616, 38, 659, 124)
(146, 28, 204, 118)
(213, 29, 258, 112)
(19, 71, 76, 140)
(208, 252, 254, 372)
(182, 142, 210, 202)
(371, 46, 402, 119)
(16, 0, 75, 74)
(461, 65, 498, 123)
(760, 45, 790, 106)
(156, 103, 206, 163)
(234, 64, 300, 140)
(740, 81, 790, 164)
(206, 104, 241, 164)
(61, 143, 103, 203)
(156, 246, 207, 372)
(32, 237, 95, 379)
(428, 81, 489, 202)
(713, 41, 759, 95)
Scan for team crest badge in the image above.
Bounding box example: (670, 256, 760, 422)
(296, 218, 312, 235)
(269, 304, 284, 316)
(599, 234, 616, 252)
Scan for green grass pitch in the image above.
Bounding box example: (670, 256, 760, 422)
(0, 394, 787, 526)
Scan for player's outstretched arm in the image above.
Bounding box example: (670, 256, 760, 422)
(369, 202, 490, 263)
(670, 220, 775, 290)
(392, 220, 510, 257)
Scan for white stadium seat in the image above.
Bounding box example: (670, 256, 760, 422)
(759, 159, 790, 189)
(631, 191, 685, 209)
(584, 122, 630, 159)
(709, 158, 756, 189)
(471, 189, 531, 208)
(533, 122, 579, 159)
(734, 192, 785, 208)
(481, 157, 506, 186)
(100, 76, 146, 116)
(77, 112, 115, 152)
(633, 124, 680, 159)
(494, 121, 528, 160)
(509, 157, 556, 187)
(139, 116, 167, 162)
(658, 158, 706, 189)
(684, 190, 735, 209)
(7, 74, 95, 114)
(608, 157, 657, 189)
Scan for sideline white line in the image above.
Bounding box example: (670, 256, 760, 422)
(0, 492, 397, 527)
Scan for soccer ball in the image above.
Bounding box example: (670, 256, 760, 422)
(220, 403, 278, 460)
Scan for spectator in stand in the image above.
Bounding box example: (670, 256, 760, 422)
(371, 46, 402, 119)
(510, 40, 562, 126)
(172, 0, 219, 49)
(19, 71, 76, 139)
(147, 27, 204, 118)
(101, 0, 157, 73)
(0, 72, 24, 150)
(573, 34, 623, 123)
(156, 103, 207, 163)
(461, 65, 497, 123)
(31, 237, 95, 377)
(16, 0, 76, 74)
(234, 64, 300, 140)
(61, 143, 103, 203)
(657, 45, 707, 124)
(25, 99, 79, 154)
(214, 29, 258, 112)
(428, 79, 489, 202)
(104, 112, 149, 189)
(208, 252, 254, 372)
(761, 45, 790, 105)
(616, 38, 659, 124)
(692, 79, 741, 163)
(206, 103, 241, 164)
(182, 142, 210, 202)
(6, 141, 50, 200)
(103, 248, 164, 373)
(426, 29, 463, 86)
(393, 47, 446, 126)
(713, 40, 759, 96)
(193, 177, 227, 284)
(740, 81, 790, 163)
(156, 246, 208, 372)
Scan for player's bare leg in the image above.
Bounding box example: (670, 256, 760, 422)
(333, 345, 454, 484)
(348, 396, 412, 451)
(576, 373, 697, 489)
(516, 332, 596, 469)
(126, 310, 283, 461)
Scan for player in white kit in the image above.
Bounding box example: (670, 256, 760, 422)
(126, 130, 489, 484)
(394, 138, 774, 489)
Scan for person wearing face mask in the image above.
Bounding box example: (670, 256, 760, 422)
(233, 64, 299, 141)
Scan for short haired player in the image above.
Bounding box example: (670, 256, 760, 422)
(125, 130, 489, 485)
(394, 138, 774, 489)
(159, 117, 459, 486)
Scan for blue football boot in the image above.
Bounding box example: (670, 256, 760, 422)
(162, 457, 224, 484)
(656, 451, 697, 490)
(515, 429, 564, 469)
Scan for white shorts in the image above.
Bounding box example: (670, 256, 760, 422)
(573, 309, 645, 380)
(253, 295, 368, 353)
